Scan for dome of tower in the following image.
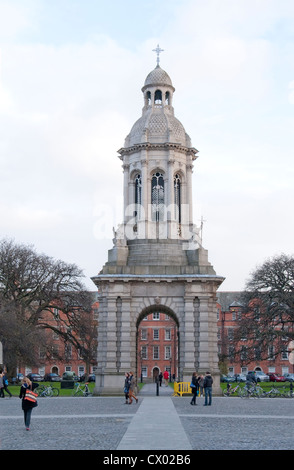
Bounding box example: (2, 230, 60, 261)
(126, 110, 189, 146)
(124, 65, 191, 147)
(142, 65, 174, 90)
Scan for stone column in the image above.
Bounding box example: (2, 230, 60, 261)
(198, 294, 221, 394)
(120, 295, 132, 372)
(182, 294, 196, 381)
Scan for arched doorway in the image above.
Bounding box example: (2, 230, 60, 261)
(153, 367, 160, 382)
(136, 305, 179, 384)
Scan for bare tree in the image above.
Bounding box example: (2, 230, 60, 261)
(234, 254, 294, 363)
(0, 239, 95, 375)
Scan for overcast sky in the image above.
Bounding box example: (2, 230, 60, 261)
(0, 0, 293, 292)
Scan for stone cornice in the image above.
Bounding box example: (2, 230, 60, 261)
(117, 142, 199, 160)
(92, 273, 225, 283)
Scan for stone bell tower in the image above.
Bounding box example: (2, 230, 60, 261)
(92, 47, 224, 395)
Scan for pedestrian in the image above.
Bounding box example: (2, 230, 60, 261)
(163, 370, 169, 386)
(2, 369, 12, 398)
(19, 377, 39, 430)
(190, 372, 200, 405)
(128, 371, 138, 404)
(124, 372, 130, 404)
(158, 372, 163, 386)
(198, 374, 204, 397)
(246, 371, 257, 387)
(0, 369, 5, 398)
(203, 371, 213, 406)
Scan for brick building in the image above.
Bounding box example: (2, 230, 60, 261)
(137, 312, 178, 382)
(17, 292, 99, 379)
(217, 292, 293, 377)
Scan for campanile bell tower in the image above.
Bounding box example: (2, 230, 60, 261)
(92, 48, 224, 395)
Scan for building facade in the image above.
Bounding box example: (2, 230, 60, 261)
(137, 311, 178, 382)
(217, 292, 294, 377)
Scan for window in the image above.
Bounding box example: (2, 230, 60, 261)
(227, 328, 234, 341)
(268, 345, 275, 360)
(153, 312, 160, 321)
(165, 329, 171, 340)
(153, 329, 159, 340)
(153, 346, 159, 359)
(165, 346, 171, 359)
(65, 344, 72, 359)
(154, 89, 162, 106)
(141, 329, 147, 340)
(141, 346, 148, 360)
(281, 348, 288, 360)
(174, 174, 181, 224)
(134, 174, 142, 219)
(141, 366, 148, 377)
(151, 173, 164, 221)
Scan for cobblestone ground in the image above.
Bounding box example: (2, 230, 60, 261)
(173, 396, 294, 450)
(0, 395, 293, 450)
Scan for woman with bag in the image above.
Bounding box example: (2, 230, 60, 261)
(19, 377, 39, 430)
(190, 372, 200, 405)
(124, 372, 130, 404)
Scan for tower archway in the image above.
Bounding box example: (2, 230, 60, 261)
(136, 304, 179, 383)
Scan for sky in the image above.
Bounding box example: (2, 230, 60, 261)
(0, 0, 293, 292)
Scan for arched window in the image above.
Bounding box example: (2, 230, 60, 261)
(151, 172, 164, 221)
(174, 174, 181, 224)
(145, 91, 151, 106)
(165, 91, 170, 105)
(135, 174, 142, 219)
(154, 90, 162, 106)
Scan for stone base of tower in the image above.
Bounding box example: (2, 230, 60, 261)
(92, 251, 224, 397)
(93, 372, 126, 396)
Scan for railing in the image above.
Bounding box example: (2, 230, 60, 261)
(172, 382, 192, 397)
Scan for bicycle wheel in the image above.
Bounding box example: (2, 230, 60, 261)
(72, 389, 83, 397)
(51, 387, 59, 397)
(253, 386, 263, 398)
(239, 387, 249, 398)
(36, 386, 45, 397)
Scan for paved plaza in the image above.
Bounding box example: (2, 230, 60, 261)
(0, 383, 293, 452)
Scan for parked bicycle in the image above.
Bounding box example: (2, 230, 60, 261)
(261, 385, 289, 398)
(37, 384, 59, 397)
(72, 382, 92, 397)
(223, 383, 240, 397)
(238, 384, 263, 398)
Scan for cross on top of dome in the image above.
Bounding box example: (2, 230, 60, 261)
(152, 44, 164, 66)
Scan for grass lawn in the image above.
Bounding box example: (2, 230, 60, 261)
(3, 380, 292, 398)
(4, 381, 96, 397)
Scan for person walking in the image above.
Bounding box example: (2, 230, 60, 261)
(203, 371, 213, 406)
(190, 372, 200, 405)
(163, 370, 169, 386)
(158, 372, 163, 387)
(2, 370, 12, 398)
(128, 371, 138, 404)
(198, 374, 204, 397)
(124, 372, 130, 404)
(19, 377, 39, 430)
(0, 369, 5, 398)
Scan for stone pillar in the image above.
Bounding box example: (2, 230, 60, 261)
(182, 295, 197, 381)
(198, 294, 221, 394)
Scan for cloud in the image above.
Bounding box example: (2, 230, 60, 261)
(0, 0, 294, 291)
